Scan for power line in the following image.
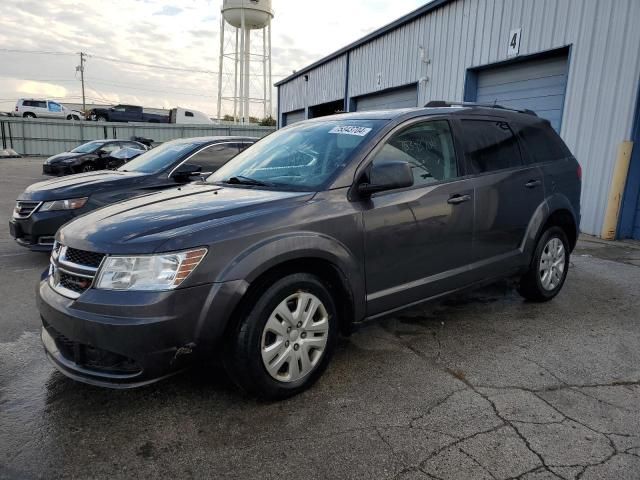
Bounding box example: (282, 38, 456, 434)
(0, 48, 289, 78)
(0, 48, 75, 56)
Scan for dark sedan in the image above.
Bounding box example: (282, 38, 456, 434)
(11, 136, 256, 251)
(42, 140, 147, 176)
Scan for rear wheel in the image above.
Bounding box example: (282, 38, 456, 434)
(23, 112, 36, 118)
(224, 273, 338, 399)
(518, 226, 570, 302)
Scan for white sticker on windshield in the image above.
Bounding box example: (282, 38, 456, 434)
(329, 126, 372, 137)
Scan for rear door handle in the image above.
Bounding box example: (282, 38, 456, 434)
(447, 194, 471, 205)
(525, 179, 541, 188)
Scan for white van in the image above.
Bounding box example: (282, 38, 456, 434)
(15, 99, 84, 120)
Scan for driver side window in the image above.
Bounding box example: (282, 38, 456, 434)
(373, 120, 459, 187)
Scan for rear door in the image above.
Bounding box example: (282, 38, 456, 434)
(362, 119, 476, 316)
(456, 117, 544, 266)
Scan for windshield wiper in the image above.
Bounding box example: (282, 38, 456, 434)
(223, 176, 268, 186)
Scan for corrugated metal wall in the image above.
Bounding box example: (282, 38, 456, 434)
(0, 117, 275, 157)
(279, 54, 347, 112)
(277, 0, 640, 236)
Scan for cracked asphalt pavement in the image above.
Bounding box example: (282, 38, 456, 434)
(1, 158, 639, 479)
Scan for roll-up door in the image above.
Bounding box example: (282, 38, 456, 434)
(472, 53, 569, 132)
(355, 85, 418, 111)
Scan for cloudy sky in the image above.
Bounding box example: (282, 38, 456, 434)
(0, 0, 428, 118)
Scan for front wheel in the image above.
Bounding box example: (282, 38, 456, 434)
(80, 162, 95, 173)
(224, 273, 338, 399)
(96, 115, 107, 122)
(518, 226, 570, 302)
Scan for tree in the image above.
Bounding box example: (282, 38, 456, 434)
(259, 116, 276, 126)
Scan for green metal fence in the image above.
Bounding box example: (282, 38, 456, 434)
(0, 117, 275, 156)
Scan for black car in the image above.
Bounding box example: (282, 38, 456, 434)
(37, 104, 581, 398)
(11, 136, 256, 251)
(42, 140, 147, 175)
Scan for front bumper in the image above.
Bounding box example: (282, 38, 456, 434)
(37, 277, 247, 388)
(43, 163, 76, 176)
(10, 210, 76, 251)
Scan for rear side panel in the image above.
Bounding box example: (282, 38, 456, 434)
(515, 119, 581, 231)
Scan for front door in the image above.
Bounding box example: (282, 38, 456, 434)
(362, 119, 475, 316)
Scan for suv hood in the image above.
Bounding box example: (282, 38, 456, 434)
(58, 183, 313, 254)
(19, 170, 147, 201)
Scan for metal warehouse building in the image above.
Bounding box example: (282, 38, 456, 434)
(275, 0, 640, 239)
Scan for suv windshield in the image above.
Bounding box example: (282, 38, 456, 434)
(118, 140, 203, 174)
(71, 141, 105, 154)
(208, 119, 385, 191)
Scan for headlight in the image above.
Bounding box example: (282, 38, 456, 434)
(95, 248, 208, 291)
(60, 158, 82, 164)
(40, 197, 88, 211)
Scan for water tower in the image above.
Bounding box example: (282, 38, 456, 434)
(217, 0, 273, 124)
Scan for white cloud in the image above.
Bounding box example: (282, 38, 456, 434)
(0, 0, 429, 118)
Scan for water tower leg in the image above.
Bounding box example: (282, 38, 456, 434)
(217, 15, 225, 121)
(233, 28, 239, 123)
(244, 27, 251, 123)
(238, 10, 245, 124)
(263, 27, 267, 119)
(267, 20, 272, 118)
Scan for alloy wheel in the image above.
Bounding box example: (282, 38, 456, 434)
(539, 237, 565, 291)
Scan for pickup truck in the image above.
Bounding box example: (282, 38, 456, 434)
(87, 104, 169, 123)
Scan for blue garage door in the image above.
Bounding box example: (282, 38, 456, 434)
(473, 54, 569, 132)
(283, 109, 305, 126)
(355, 85, 418, 111)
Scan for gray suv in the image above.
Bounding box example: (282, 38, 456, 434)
(37, 103, 581, 398)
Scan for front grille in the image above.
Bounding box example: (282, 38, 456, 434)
(59, 271, 93, 294)
(47, 325, 141, 375)
(65, 247, 105, 268)
(13, 200, 41, 218)
(49, 244, 105, 299)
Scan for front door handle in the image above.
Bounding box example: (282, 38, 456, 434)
(447, 194, 471, 205)
(525, 179, 542, 188)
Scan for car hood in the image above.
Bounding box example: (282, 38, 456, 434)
(58, 183, 314, 254)
(19, 170, 148, 201)
(45, 152, 88, 164)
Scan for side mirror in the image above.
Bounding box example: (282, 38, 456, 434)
(358, 160, 413, 196)
(172, 163, 202, 181)
(97, 149, 107, 156)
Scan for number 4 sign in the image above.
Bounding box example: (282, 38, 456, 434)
(508, 28, 522, 57)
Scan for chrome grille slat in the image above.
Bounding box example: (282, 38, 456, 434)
(13, 200, 42, 219)
(49, 244, 105, 299)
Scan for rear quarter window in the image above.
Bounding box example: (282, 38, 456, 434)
(459, 119, 523, 174)
(516, 121, 571, 164)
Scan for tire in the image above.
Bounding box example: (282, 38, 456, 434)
(80, 162, 95, 173)
(518, 226, 570, 302)
(224, 273, 338, 399)
(96, 115, 107, 122)
(23, 112, 36, 118)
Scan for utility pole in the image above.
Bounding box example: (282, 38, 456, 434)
(77, 52, 86, 113)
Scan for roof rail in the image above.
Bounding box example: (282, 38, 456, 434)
(424, 100, 537, 116)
